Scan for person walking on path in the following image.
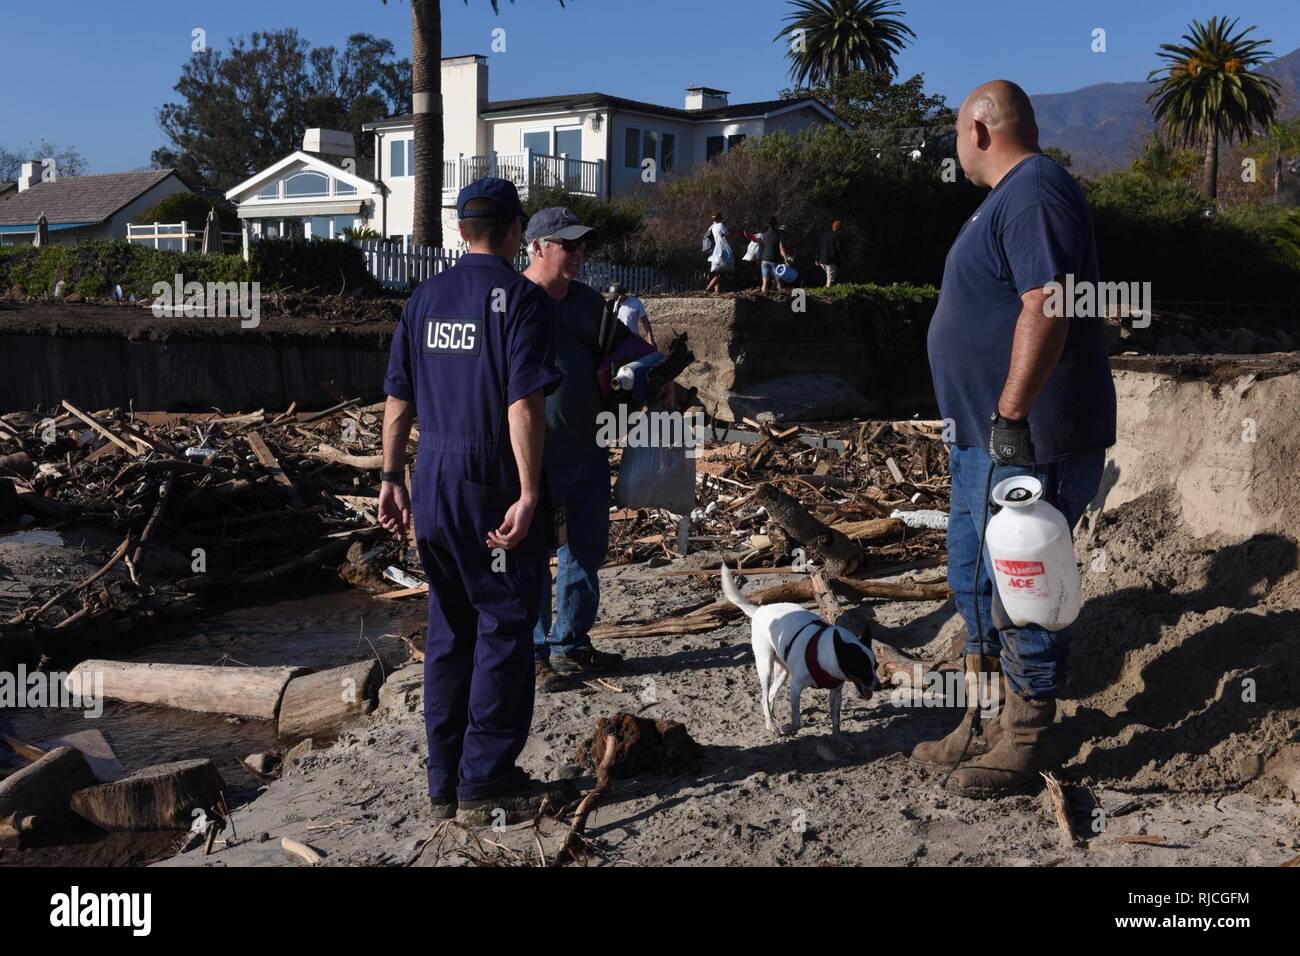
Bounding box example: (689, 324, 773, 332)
(704, 212, 733, 294)
(815, 219, 845, 287)
(757, 217, 791, 294)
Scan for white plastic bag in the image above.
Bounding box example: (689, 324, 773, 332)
(615, 443, 695, 513)
(709, 237, 734, 273)
(742, 239, 760, 261)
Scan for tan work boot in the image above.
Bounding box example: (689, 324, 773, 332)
(946, 688, 1058, 798)
(910, 654, 1006, 766)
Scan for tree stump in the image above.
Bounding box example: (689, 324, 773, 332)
(70, 758, 226, 831)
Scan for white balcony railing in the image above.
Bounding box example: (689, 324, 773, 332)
(442, 149, 603, 199)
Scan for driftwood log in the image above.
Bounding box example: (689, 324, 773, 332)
(70, 758, 226, 831)
(66, 660, 308, 720)
(0, 746, 95, 818)
(754, 482, 861, 576)
(277, 660, 383, 738)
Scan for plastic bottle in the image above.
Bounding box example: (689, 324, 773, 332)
(985, 476, 1081, 630)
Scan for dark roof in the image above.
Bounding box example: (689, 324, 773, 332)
(0, 169, 182, 226)
(0, 182, 16, 201)
(363, 94, 834, 128)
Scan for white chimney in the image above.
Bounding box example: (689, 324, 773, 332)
(441, 54, 490, 157)
(302, 128, 356, 159)
(17, 161, 44, 192)
(685, 86, 729, 111)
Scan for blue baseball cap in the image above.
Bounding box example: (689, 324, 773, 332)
(456, 177, 525, 220)
(524, 206, 595, 243)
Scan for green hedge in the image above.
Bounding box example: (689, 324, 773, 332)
(0, 237, 377, 298)
(249, 238, 375, 294)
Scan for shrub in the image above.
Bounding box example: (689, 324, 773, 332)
(629, 125, 983, 283)
(523, 186, 649, 263)
(248, 237, 376, 294)
(1086, 169, 1300, 302)
(0, 240, 248, 298)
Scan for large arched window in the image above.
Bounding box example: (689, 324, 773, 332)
(284, 172, 329, 197)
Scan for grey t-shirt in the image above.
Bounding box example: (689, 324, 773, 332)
(540, 279, 606, 464)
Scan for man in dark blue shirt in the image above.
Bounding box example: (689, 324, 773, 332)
(919, 81, 1116, 798)
(378, 179, 575, 825)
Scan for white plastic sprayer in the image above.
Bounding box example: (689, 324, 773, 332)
(985, 476, 1081, 631)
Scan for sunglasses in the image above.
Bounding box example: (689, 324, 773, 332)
(544, 237, 587, 252)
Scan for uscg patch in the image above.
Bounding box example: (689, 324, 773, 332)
(423, 316, 482, 355)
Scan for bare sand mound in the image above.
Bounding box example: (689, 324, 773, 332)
(1059, 357, 1300, 797)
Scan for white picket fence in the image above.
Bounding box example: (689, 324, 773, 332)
(350, 238, 705, 293)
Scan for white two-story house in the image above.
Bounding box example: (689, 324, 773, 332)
(227, 54, 841, 247)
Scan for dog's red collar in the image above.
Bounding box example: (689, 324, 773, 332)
(805, 627, 843, 690)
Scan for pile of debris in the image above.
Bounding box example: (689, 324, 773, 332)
(0, 397, 411, 662)
(609, 417, 949, 568)
(1, 396, 953, 659)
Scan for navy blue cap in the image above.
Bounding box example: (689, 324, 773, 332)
(456, 177, 525, 219)
(524, 206, 595, 243)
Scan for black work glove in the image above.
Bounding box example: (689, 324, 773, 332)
(988, 412, 1035, 466)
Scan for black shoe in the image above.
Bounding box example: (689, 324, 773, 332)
(429, 794, 456, 820)
(550, 646, 623, 676)
(535, 660, 574, 694)
(456, 777, 581, 827)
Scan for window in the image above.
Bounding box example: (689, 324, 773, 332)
(284, 172, 329, 198)
(308, 216, 333, 240)
(642, 130, 659, 166)
(256, 181, 279, 200)
(555, 127, 582, 160)
(523, 130, 550, 156)
(662, 133, 676, 172)
(706, 135, 725, 160)
(624, 127, 641, 168)
(727, 134, 747, 150)
(390, 138, 414, 178)
(333, 179, 357, 196)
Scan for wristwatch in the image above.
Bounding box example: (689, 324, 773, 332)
(379, 470, 404, 483)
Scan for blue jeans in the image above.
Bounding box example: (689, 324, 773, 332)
(760, 260, 779, 281)
(947, 444, 1104, 699)
(534, 457, 610, 662)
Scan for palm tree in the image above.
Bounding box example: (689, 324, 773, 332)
(383, 1, 566, 249)
(775, 0, 915, 88)
(1147, 16, 1280, 201)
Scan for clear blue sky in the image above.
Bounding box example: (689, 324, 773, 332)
(2, 0, 1297, 173)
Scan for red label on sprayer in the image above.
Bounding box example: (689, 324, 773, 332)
(994, 559, 1048, 598)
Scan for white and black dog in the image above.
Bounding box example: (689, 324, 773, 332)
(720, 564, 879, 737)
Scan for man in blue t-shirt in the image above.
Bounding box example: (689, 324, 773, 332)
(919, 80, 1116, 798)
